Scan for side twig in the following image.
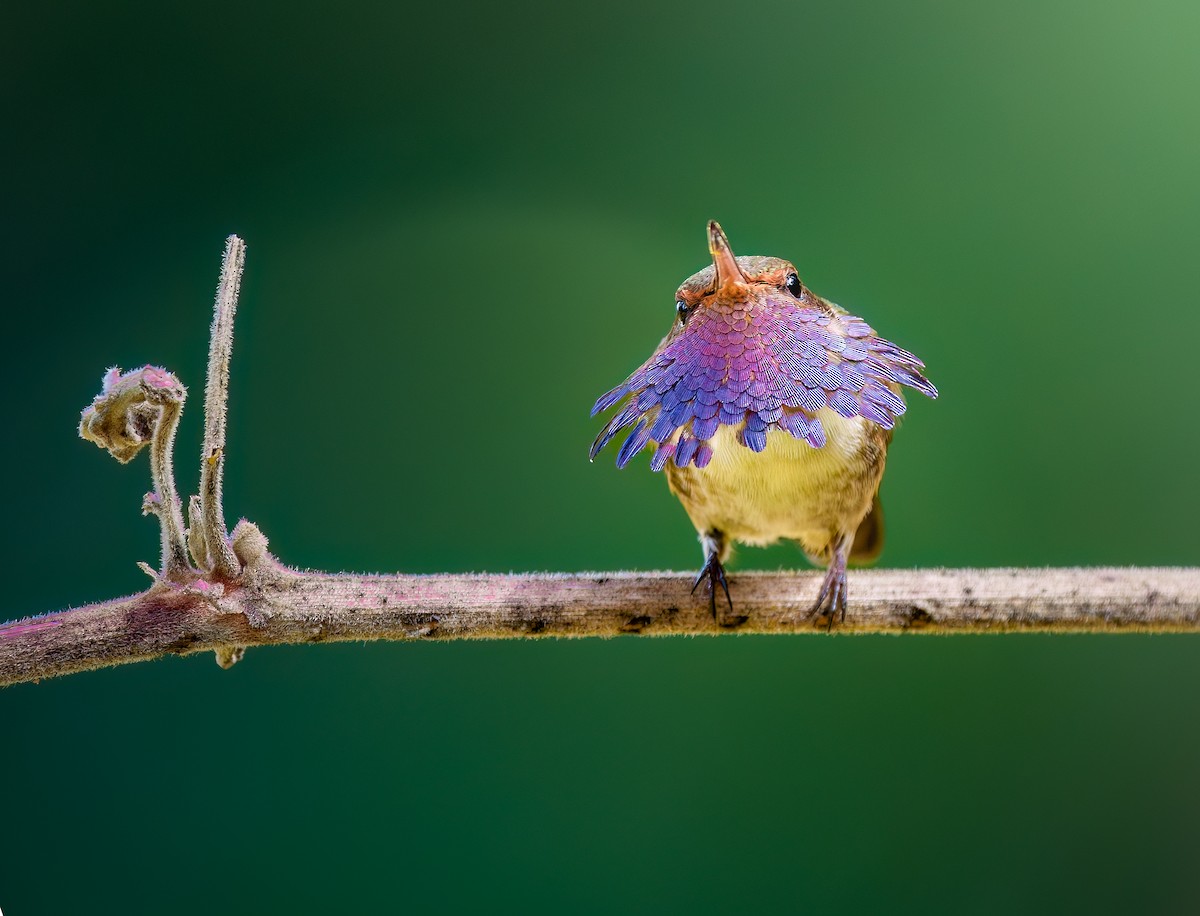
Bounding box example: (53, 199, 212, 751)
(79, 366, 190, 581)
(197, 235, 245, 580)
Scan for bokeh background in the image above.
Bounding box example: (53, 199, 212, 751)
(3, 0, 1199, 912)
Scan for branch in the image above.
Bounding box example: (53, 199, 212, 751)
(1, 566, 1197, 687)
(8, 235, 1198, 690)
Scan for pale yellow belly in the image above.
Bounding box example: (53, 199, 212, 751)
(664, 410, 886, 558)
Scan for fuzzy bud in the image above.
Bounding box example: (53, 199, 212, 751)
(80, 366, 186, 463)
(231, 519, 270, 568)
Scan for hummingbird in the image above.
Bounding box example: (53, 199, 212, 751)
(589, 221, 937, 625)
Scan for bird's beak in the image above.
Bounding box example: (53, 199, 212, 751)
(705, 219, 744, 297)
(708, 220, 747, 296)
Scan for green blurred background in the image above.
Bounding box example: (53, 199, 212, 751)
(3, 0, 1199, 912)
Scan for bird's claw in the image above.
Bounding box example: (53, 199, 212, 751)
(692, 554, 743, 626)
(810, 562, 848, 632)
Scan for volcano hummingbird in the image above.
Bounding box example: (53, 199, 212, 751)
(589, 221, 937, 625)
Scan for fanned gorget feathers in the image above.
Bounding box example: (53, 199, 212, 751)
(590, 277, 936, 471)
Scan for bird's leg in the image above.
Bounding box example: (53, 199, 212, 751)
(691, 529, 743, 626)
(810, 533, 853, 630)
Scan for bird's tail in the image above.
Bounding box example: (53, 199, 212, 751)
(849, 496, 885, 566)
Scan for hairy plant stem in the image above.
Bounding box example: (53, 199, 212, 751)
(1, 567, 1198, 688)
(198, 235, 245, 580)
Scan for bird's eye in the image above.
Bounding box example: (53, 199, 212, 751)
(785, 273, 802, 297)
(676, 300, 690, 324)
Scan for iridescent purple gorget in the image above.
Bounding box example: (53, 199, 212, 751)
(589, 270, 937, 470)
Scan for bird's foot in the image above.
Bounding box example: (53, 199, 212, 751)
(809, 559, 848, 632)
(692, 554, 743, 627)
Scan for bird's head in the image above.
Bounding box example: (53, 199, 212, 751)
(667, 221, 826, 344)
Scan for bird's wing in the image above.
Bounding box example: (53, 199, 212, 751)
(590, 293, 937, 471)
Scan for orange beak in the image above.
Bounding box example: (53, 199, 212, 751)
(708, 220, 747, 296)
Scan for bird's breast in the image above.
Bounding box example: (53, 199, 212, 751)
(663, 409, 887, 553)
